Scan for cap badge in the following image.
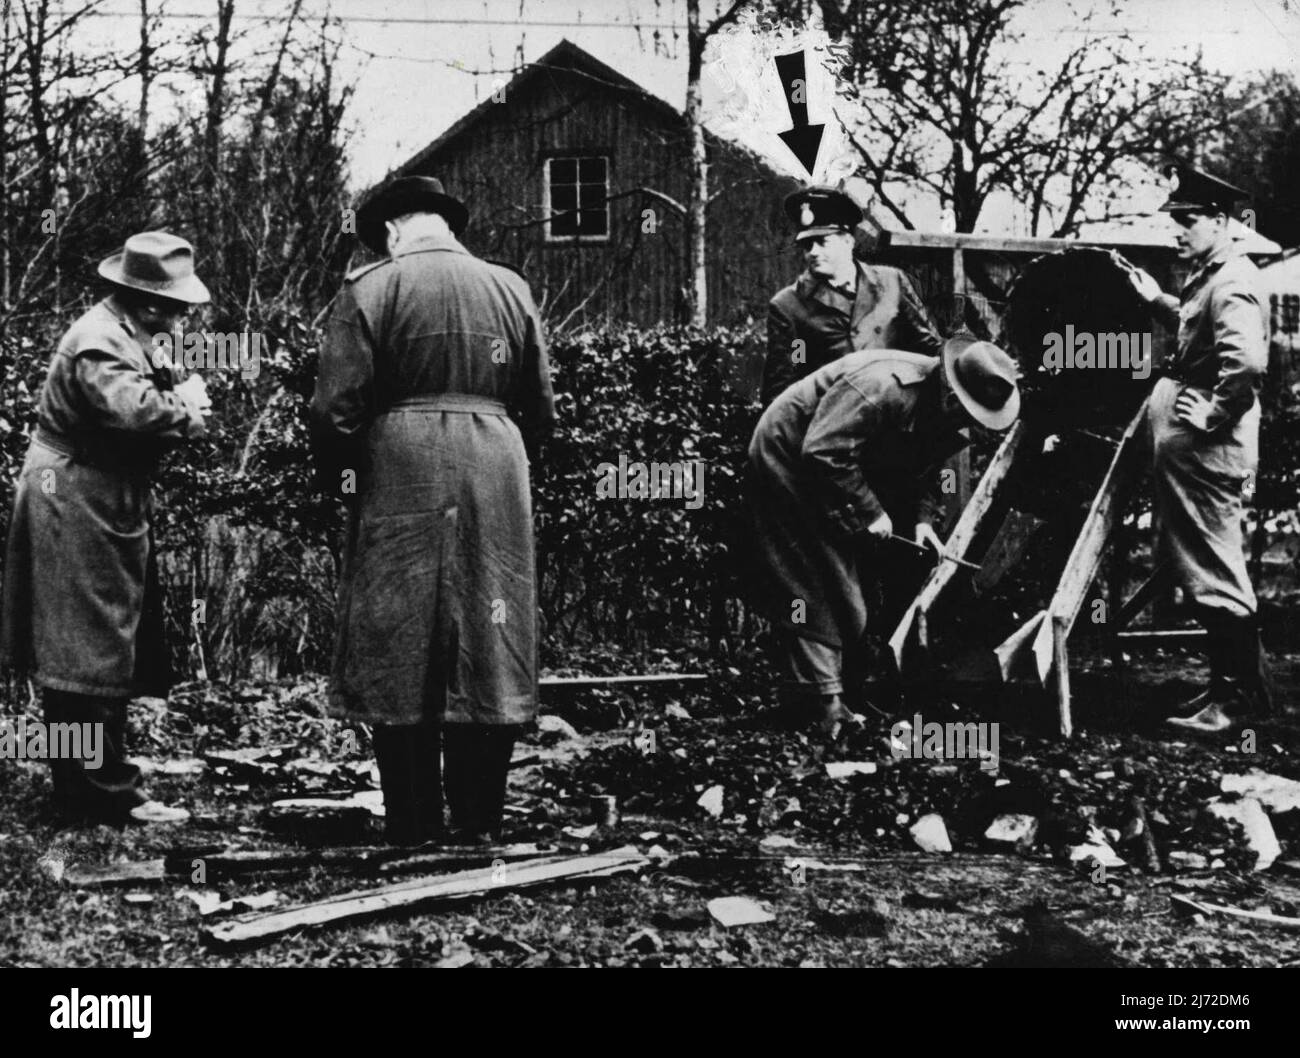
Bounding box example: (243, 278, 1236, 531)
(800, 204, 814, 227)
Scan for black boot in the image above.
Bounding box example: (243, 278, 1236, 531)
(372, 721, 443, 845)
(443, 725, 517, 843)
(43, 690, 146, 823)
(1169, 612, 1270, 732)
(1168, 609, 1228, 717)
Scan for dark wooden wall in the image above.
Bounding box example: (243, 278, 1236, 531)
(406, 64, 803, 329)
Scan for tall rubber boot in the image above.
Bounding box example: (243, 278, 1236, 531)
(443, 725, 517, 842)
(1168, 607, 1229, 717)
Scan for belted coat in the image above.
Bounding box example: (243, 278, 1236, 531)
(311, 234, 555, 726)
(0, 296, 203, 697)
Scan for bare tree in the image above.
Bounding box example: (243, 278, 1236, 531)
(773, 0, 1228, 236)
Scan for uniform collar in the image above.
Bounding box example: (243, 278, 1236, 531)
(798, 261, 875, 314)
(1182, 240, 1239, 293)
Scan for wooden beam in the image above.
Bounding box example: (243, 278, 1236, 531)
(1053, 615, 1073, 738)
(203, 847, 649, 948)
(167, 843, 555, 879)
(63, 859, 167, 888)
(1112, 562, 1174, 629)
(883, 230, 1171, 254)
(1027, 399, 1148, 684)
(890, 419, 1027, 670)
(1171, 894, 1300, 931)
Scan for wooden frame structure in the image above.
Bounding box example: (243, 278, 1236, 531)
(889, 398, 1162, 738)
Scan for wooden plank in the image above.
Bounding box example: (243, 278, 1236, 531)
(1053, 616, 1073, 738)
(890, 419, 1026, 670)
(169, 843, 555, 879)
(1113, 562, 1173, 629)
(1116, 629, 1208, 641)
(1170, 894, 1300, 931)
(1028, 399, 1148, 683)
(63, 859, 167, 888)
(994, 610, 1046, 682)
(884, 230, 1167, 254)
(540, 674, 707, 688)
(203, 847, 649, 948)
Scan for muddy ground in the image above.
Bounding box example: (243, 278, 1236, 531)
(1, 641, 1298, 968)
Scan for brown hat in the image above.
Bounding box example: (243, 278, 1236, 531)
(356, 175, 469, 253)
(98, 231, 210, 304)
(942, 335, 1021, 431)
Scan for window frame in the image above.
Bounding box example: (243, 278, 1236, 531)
(543, 153, 612, 244)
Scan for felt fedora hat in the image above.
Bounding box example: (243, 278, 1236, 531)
(97, 231, 210, 304)
(942, 335, 1021, 431)
(356, 175, 469, 253)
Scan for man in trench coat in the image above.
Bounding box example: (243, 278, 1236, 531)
(760, 187, 944, 407)
(746, 338, 1021, 736)
(312, 175, 555, 845)
(1118, 166, 1272, 732)
(0, 231, 212, 823)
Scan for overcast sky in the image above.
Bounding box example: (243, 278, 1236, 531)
(75, 0, 1300, 238)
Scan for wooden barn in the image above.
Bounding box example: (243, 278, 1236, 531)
(386, 39, 804, 329)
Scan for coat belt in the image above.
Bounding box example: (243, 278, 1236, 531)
(384, 394, 508, 416)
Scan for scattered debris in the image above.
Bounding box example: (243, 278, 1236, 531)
(561, 824, 598, 840)
(707, 896, 774, 928)
(122, 892, 155, 905)
(983, 814, 1038, 847)
(1220, 770, 1300, 815)
(696, 785, 725, 818)
(909, 814, 952, 854)
(1068, 827, 1124, 870)
(664, 702, 692, 721)
(434, 948, 475, 968)
(1166, 851, 1209, 871)
(1205, 798, 1281, 871)
(758, 834, 800, 850)
(536, 714, 582, 742)
(824, 761, 877, 780)
(203, 847, 650, 948)
(625, 928, 664, 954)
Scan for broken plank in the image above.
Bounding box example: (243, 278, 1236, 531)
(170, 842, 554, 879)
(1170, 894, 1300, 931)
(203, 847, 649, 948)
(63, 859, 167, 888)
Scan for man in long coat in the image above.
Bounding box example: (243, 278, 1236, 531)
(747, 338, 1020, 736)
(760, 186, 944, 407)
(1118, 166, 1272, 732)
(312, 176, 555, 844)
(0, 231, 211, 823)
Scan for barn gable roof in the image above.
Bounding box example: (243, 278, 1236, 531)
(389, 38, 795, 187)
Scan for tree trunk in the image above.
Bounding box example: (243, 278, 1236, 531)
(685, 0, 708, 326)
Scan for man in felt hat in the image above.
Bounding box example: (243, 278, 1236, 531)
(0, 231, 212, 824)
(1116, 165, 1272, 732)
(746, 337, 1020, 736)
(760, 185, 944, 406)
(312, 175, 555, 844)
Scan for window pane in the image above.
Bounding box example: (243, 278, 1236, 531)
(578, 209, 608, 236)
(549, 158, 577, 185)
(550, 186, 577, 215)
(578, 157, 606, 182)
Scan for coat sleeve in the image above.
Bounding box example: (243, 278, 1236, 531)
(894, 271, 945, 358)
(800, 378, 886, 538)
(310, 283, 376, 497)
(512, 294, 557, 453)
(761, 298, 800, 407)
(1201, 276, 1268, 434)
(73, 346, 204, 440)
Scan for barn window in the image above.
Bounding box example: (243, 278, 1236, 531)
(545, 155, 609, 242)
(1272, 293, 1300, 336)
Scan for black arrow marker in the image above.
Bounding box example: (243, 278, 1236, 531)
(774, 49, 825, 176)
